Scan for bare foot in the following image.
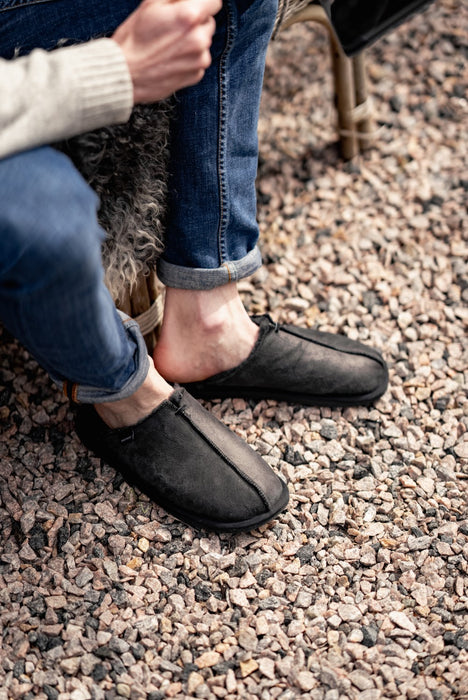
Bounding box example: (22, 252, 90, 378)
(94, 358, 173, 429)
(153, 283, 259, 384)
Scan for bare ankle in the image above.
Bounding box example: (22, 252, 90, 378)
(163, 284, 244, 330)
(95, 359, 172, 429)
(153, 284, 259, 383)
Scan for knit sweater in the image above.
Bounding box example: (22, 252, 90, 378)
(0, 38, 133, 161)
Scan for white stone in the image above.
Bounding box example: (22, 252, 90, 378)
(339, 604, 362, 622)
(389, 611, 416, 634)
(296, 671, 317, 691)
(258, 657, 276, 680)
(229, 589, 249, 607)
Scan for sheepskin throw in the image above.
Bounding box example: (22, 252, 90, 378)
(273, 0, 312, 36)
(58, 100, 172, 305)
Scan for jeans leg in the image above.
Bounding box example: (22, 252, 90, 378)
(0, 147, 149, 403)
(158, 0, 278, 290)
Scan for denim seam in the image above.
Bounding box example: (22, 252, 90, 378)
(217, 0, 235, 270)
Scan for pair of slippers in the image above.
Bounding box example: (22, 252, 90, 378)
(75, 315, 388, 532)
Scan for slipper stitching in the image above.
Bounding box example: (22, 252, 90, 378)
(173, 396, 272, 511)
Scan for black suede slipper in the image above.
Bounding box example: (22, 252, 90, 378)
(183, 315, 389, 407)
(74, 387, 288, 532)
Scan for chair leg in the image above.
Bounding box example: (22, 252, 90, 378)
(280, 4, 360, 159)
(130, 271, 162, 353)
(330, 43, 359, 159)
(352, 52, 375, 151)
(116, 271, 162, 354)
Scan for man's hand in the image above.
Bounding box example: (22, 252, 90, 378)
(113, 0, 222, 104)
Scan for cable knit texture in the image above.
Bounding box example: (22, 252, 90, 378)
(0, 39, 133, 161)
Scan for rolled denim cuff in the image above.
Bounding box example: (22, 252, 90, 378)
(57, 313, 150, 404)
(157, 247, 263, 290)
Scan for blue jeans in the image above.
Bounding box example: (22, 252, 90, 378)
(0, 0, 277, 401)
(159, 0, 275, 289)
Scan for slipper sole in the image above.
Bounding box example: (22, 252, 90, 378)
(183, 372, 389, 407)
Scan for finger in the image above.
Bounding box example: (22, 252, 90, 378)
(159, 46, 213, 76)
(181, 18, 216, 53)
(174, 0, 223, 28)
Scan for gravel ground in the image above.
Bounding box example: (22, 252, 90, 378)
(1, 1, 467, 698)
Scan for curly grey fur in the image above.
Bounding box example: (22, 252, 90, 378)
(59, 101, 172, 304)
(272, 0, 313, 37)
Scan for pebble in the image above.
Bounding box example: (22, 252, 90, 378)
(329, 497, 347, 525)
(324, 440, 346, 462)
(389, 611, 417, 634)
(60, 657, 81, 675)
(320, 420, 339, 440)
(225, 669, 237, 694)
(362, 625, 379, 648)
(229, 589, 249, 607)
(75, 567, 94, 587)
(407, 535, 432, 551)
(258, 657, 276, 679)
(454, 442, 468, 459)
(19, 542, 37, 562)
(187, 672, 205, 695)
(339, 605, 362, 622)
(240, 659, 259, 677)
(103, 560, 119, 581)
(349, 670, 375, 691)
(195, 652, 221, 669)
(238, 628, 258, 651)
(296, 671, 317, 691)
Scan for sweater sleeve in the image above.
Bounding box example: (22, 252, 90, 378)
(0, 38, 134, 161)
